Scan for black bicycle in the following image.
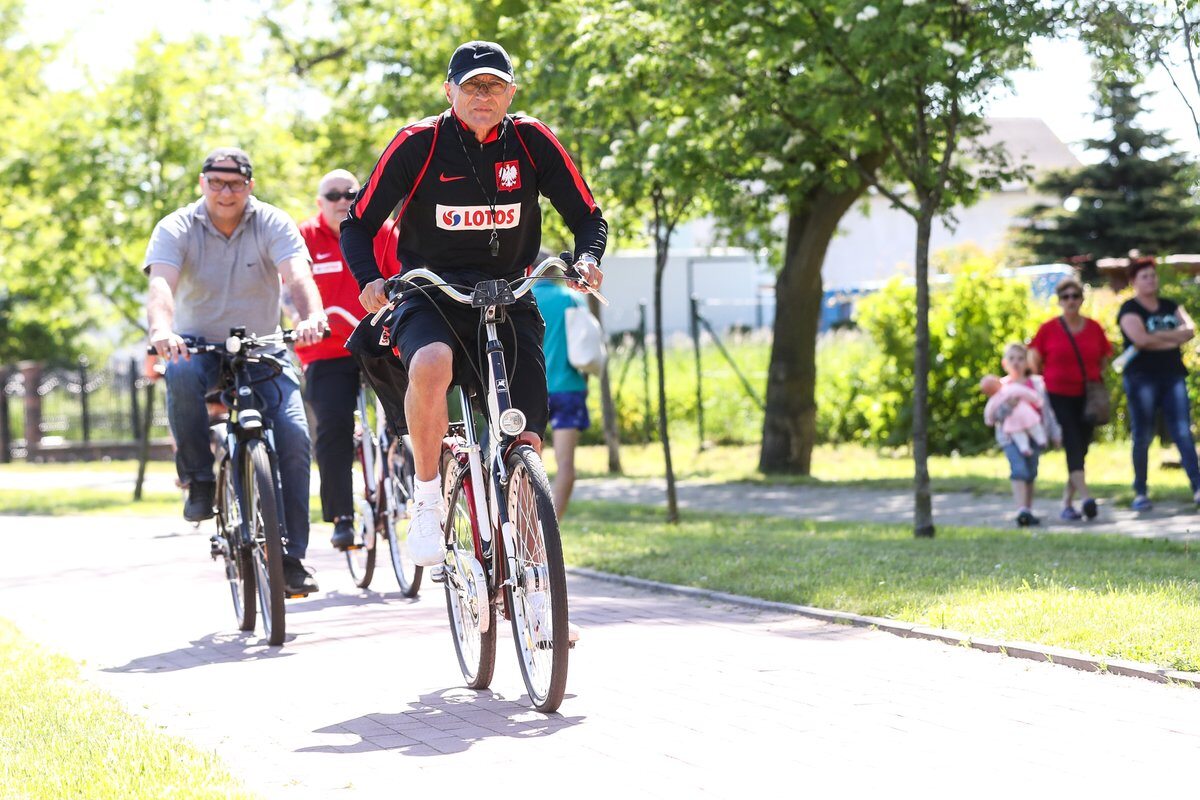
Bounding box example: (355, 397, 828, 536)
(343, 378, 422, 596)
(373, 254, 602, 711)
(154, 328, 311, 646)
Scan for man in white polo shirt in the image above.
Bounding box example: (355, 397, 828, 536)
(145, 147, 328, 597)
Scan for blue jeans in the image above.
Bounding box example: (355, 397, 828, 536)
(1123, 371, 1200, 496)
(165, 350, 312, 559)
(1002, 443, 1039, 483)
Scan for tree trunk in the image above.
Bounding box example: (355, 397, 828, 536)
(759, 180, 873, 474)
(652, 209, 679, 523)
(912, 206, 935, 538)
(589, 293, 622, 474)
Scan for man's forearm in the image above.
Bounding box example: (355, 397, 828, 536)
(146, 281, 175, 338)
(288, 275, 326, 321)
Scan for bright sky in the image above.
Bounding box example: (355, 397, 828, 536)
(23, 2, 1200, 163)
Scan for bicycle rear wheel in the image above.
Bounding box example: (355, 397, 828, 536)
(345, 436, 376, 588)
(217, 457, 254, 632)
(441, 447, 496, 689)
(245, 439, 286, 646)
(504, 445, 569, 713)
(383, 436, 421, 597)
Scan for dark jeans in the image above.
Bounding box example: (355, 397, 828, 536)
(1123, 370, 1200, 496)
(303, 357, 360, 522)
(165, 350, 311, 560)
(1048, 392, 1093, 473)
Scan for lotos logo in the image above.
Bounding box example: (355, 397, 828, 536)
(435, 203, 522, 231)
(496, 160, 521, 192)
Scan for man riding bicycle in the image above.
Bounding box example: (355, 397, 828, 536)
(340, 40, 607, 568)
(296, 168, 402, 551)
(145, 147, 328, 597)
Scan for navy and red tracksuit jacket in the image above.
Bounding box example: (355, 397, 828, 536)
(340, 109, 607, 287)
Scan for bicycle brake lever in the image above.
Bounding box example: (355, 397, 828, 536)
(370, 301, 394, 326)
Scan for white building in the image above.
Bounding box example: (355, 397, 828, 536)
(595, 117, 1080, 335)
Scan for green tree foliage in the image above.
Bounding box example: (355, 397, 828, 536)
(1016, 75, 1200, 267)
(784, 0, 1063, 536)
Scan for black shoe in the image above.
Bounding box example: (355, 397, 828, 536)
(1082, 498, 1098, 520)
(1016, 510, 1041, 527)
(282, 557, 319, 596)
(183, 481, 216, 522)
(330, 517, 356, 550)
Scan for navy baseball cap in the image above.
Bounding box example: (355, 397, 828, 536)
(447, 40, 514, 85)
(201, 147, 253, 179)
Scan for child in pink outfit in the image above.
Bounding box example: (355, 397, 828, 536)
(982, 374, 1047, 456)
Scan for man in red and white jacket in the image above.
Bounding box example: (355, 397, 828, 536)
(297, 169, 400, 550)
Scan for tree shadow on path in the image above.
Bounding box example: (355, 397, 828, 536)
(299, 688, 585, 756)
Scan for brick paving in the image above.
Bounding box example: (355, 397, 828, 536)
(2, 513, 1199, 796)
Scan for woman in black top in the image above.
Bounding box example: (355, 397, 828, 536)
(1117, 257, 1200, 511)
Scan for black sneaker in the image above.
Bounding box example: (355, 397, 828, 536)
(1082, 498, 1098, 520)
(330, 517, 356, 550)
(282, 557, 319, 596)
(183, 481, 216, 522)
(1016, 510, 1041, 527)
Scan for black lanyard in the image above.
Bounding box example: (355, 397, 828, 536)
(453, 115, 507, 258)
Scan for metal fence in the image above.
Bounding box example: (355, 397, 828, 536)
(2, 357, 170, 461)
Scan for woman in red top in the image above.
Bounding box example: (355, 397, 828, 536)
(1028, 276, 1113, 521)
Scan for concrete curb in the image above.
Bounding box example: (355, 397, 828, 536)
(566, 566, 1200, 689)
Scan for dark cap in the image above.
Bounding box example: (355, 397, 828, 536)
(201, 147, 253, 179)
(446, 40, 514, 85)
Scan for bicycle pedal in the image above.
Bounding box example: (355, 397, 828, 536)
(429, 565, 446, 584)
(285, 591, 311, 599)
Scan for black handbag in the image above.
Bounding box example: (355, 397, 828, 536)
(1060, 317, 1110, 426)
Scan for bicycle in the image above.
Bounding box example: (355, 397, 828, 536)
(373, 254, 599, 712)
(322, 306, 423, 596)
(343, 378, 422, 596)
(153, 328, 313, 647)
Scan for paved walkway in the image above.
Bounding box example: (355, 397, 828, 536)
(1, 513, 1199, 796)
(574, 478, 1200, 540)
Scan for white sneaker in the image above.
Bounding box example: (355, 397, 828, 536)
(406, 497, 446, 567)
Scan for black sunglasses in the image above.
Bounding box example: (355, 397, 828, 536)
(322, 189, 358, 202)
(1058, 292, 1082, 300)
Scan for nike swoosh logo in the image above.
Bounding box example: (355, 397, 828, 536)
(439, 173, 466, 182)
(473, 51, 490, 59)
(315, 252, 333, 260)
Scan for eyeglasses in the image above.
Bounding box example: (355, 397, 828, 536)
(204, 176, 250, 193)
(322, 189, 358, 202)
(457, 79, 510, 97)
(1058, 292, 1082, 301)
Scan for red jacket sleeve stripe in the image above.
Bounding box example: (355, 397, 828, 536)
(356, 120, 434, 216)
(523, 119, 597, 212)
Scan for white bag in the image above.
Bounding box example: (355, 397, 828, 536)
(564, 304, 607, 375)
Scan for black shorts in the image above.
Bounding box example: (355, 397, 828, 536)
(391, 293, 548, 434)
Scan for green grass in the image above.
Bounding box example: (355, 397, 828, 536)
(560, 502, 1200, 672)
(0, 618, 253, 799)
(560, 440, 1199, 505)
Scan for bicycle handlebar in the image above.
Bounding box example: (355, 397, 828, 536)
(371, 254, 608, 325)
(146, 328, 328, 358)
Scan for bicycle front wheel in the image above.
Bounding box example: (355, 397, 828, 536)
(504, 445, 569, 713)
(441, 447, 496, 689)
(217, 456, 254, 632)
(383, 436, 421, 597)
(245, 439, 286, 646)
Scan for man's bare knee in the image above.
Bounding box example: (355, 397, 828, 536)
(407, 344, 453, 392)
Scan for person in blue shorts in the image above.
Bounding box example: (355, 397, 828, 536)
(532, 267, 591, 517)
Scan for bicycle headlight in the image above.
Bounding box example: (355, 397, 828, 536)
(225, 335, 242, 354)
(498, 408, 526, 436)
(240, 409, 263, 431)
